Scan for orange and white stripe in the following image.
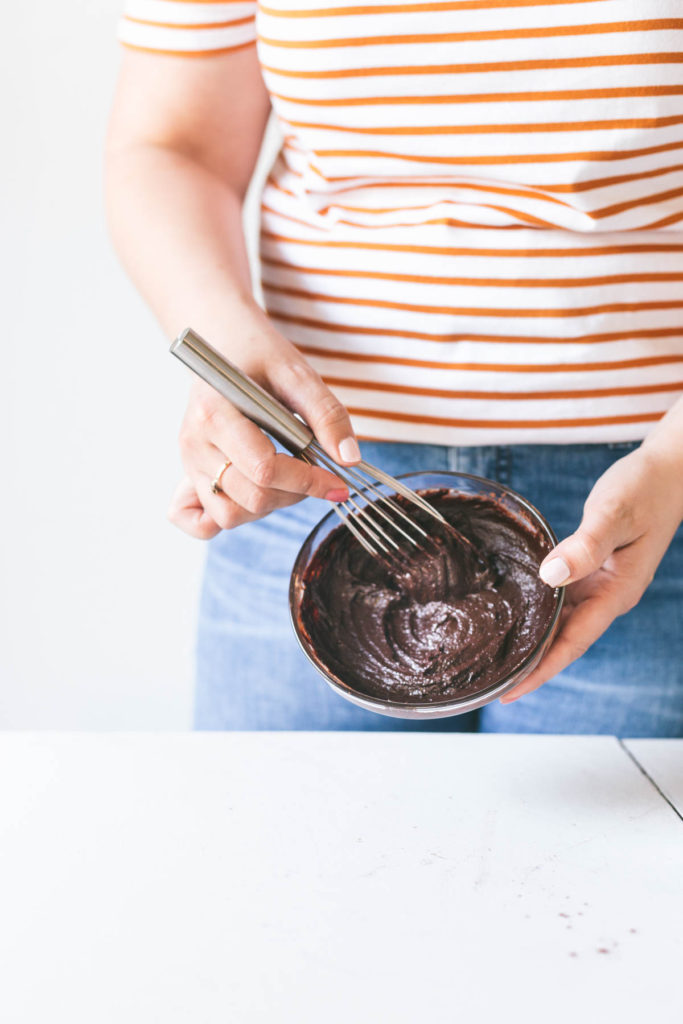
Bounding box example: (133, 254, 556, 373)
(117, 2, 258, 56)
(118, 0, 683, 444)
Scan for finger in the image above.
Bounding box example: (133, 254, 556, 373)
(190, 401, 349, 500)
(499, 586, 623, 703)
(194, 474, 258, 532)
(538, 500, 633, 589)
(266, 358, 361, 467)
(167, 477, 221, 541)
(193, 442, 344, 513)
(195, 473, 307, 530)
(213, 463, 307, 518)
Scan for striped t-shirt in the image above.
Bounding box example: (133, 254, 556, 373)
(117, 0, 683, 445)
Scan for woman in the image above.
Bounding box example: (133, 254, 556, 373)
(106, 1, 683, 735)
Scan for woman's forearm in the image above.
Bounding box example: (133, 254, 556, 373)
(104, 143, 270, 350)
(640, 394, 683, 507)
(104, 50, 357, 533)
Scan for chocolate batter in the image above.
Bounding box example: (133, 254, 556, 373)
(297, 490, 557, 703)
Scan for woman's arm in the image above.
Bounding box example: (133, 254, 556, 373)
(105, 48, 358, 538)
(641, 393, 683, 476)
(501, 396, 683, 703)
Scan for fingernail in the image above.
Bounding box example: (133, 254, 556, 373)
(324, 488, 349, 504)
(539, 557, 571, 587)
(338, 436, 361, 463)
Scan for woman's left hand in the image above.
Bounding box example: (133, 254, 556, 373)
(500, 443, 683, 704)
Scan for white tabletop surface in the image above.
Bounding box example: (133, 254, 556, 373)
(0, 732, 681, 1024)
(624, 739, 683, 816)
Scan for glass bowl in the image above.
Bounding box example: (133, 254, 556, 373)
(289, 471, 564, 719)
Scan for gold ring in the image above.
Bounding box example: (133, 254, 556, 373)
(210, 459, 232, 495)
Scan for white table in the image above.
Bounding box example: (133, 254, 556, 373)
(624, 739, 683, 817)
(0, 733, 681, 1024)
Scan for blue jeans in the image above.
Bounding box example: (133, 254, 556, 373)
(195, 442, 683, 737)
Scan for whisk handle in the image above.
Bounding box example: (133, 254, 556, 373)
(170, 327, 314, 454)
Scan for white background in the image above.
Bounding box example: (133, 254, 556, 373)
(1, 3, 280, 727)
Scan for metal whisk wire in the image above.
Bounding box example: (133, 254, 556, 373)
(304, 442, 435, 557)
(171, 328, 446, 558)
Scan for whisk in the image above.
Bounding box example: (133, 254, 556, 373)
(170, 328, 446, 557)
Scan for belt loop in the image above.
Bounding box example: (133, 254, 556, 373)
(495, 445, 510, 486)
(447, 444, 460, 473)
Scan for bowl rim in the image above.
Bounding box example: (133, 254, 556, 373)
(288, 469, 565, 715)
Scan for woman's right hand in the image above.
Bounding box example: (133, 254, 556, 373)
(167, 324, 360, 540)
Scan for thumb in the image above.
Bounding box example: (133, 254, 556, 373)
(539, 504, 623, 588)
(270, 358, 360, 466)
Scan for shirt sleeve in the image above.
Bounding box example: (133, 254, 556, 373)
(117, 1, 258, 57)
